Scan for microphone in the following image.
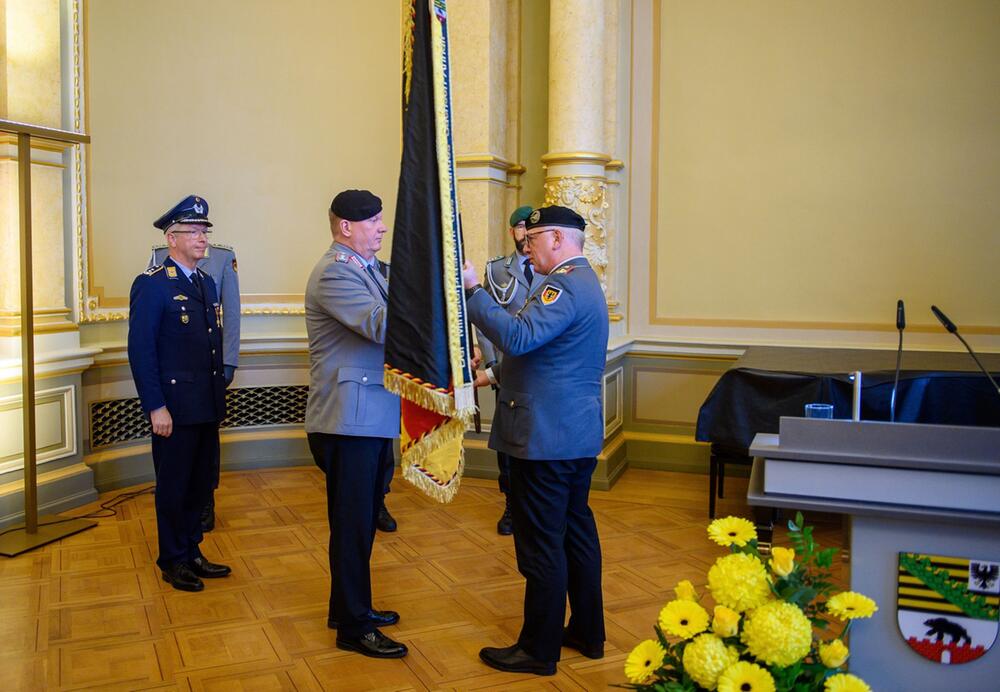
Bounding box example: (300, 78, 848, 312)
(931, 305, 1000, 398)
(931, 305, 956, 333)
(890, 300, 905, 422)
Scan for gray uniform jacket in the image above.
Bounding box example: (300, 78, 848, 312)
(150, 243, 240, 369)
(304, 242, 400, 437)
(467, 256, 609, 460)
(476, 252, 544, 370)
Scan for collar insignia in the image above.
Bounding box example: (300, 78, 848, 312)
(165, 265, 178, 278)
(554, 265, 577, 275)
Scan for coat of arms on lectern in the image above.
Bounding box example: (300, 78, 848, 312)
(897, 552, 999, 664)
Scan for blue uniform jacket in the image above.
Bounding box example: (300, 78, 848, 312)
(128, 256, 227, 425)
(467, 256, 609, 460)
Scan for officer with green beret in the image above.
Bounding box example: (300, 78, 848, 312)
(475, 205, 545, 535)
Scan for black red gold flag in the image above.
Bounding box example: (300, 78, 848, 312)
(384, 0, 475, 502)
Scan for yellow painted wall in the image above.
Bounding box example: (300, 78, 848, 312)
(653, 0, 1000, 332)
(85, 0, 400, 302)
(518, 0, 548, 207)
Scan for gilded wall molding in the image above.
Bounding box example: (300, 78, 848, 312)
(543, 175, 610, 295)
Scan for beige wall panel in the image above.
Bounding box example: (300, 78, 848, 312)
(0, 385, 74, 469)
(654, 0, 1000, 329)
(4, 0, 61, 126)
(632, 367, 720, 426)
(0, 160, 65, 310)
(86, 0, 400, 301)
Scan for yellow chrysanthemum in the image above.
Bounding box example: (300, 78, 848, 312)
(624, 639, 666, 684)
(707, 553, 772, 612)
(712, 605, 740, 638)
(674, 579, 698, 601)
(826, 591, 878, 620)
(659, 599, 710, 639)
(681, 633, 739, 690)
(818, 638, 849, 668)
(824, 672, 872, 692)
(740, 600, 812, 667)
(708, 516, 757, 547)
(769, 546, 795, 577)
(717, 661, 776, 692)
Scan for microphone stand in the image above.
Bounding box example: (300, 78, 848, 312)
(890, 300, 905, 422)
(931, 305, 1000, 399)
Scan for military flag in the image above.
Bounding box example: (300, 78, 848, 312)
(384, 0, 475, 502)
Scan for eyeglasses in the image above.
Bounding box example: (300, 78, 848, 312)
(169, 228, 212, 238)
(524, 228, 556, 245)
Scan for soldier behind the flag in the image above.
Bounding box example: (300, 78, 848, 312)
(304, 189, 407, 659)
(149, 221, 241, 533)
(475, 205, 545, 535)
(463, 205, 609, 676)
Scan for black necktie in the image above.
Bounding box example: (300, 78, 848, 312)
(190, 271, 204, 299)
(366, 264, 388, 301)
(523, 258, 534, 285)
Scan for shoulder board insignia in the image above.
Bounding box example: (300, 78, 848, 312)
(211, 242, 234, 251)
(335, 252, 350, 263)
(540, 285, 563, 305)
(150, 243, 167, 251)
(173, 294, 188, 301)
(166, 265, 178, 278)
(144, 265, 164, 276)
(553, 265, 577, 275)
(487, 255, 505, 263)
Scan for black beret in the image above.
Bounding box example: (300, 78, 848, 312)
(153, 194, 212, 231)
(525, 205, 586, 232)
(331, 189, 382, 221)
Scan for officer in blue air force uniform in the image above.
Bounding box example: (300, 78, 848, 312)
(127, 195, 232, 592)
(463, 205, 609, 676)
(149, 233, 240, 531)
(476, 205, 545, 535)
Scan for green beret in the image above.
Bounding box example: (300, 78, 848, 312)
(509, 205, 533, 227)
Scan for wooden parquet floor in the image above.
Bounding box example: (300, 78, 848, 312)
(0, 466, 846, 691)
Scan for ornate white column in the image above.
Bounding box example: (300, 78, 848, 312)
(450, 0, 522, 273)
(543, 0, 622, 322)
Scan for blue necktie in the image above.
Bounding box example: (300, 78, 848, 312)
(523, 258, 534, 285)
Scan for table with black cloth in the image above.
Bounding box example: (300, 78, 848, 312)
(695, 346, 1000, 519)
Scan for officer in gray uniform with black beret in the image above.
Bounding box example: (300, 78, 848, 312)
(476, 205, 544, 535)
(305, 189, 407, 659)
(462, 205, 608, 677)
(149, 210, 240, 532)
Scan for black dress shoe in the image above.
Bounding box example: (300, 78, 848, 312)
(162, 563, 204, 592)
(189, 556, 232, 578)
(479, 644, 556, 676)
(496, 505, 513, 536)
(562, 628, 604, 659)
(336, 629, 408, 658)
(328, 608, 400, 629)
(377, 504, 397, 532)
(200, 497, 215, 532)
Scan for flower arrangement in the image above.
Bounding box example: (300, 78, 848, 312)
(623, 513, 877, 692)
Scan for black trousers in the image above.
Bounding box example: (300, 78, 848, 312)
(308, 432, 393, 637)
(509, 456, 605, 663)
(380, 444, 395, 499)
(496, 451, 511, 495)
(150, 421, 217, 569)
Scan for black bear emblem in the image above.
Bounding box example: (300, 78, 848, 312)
(924, 617, 972, 645)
